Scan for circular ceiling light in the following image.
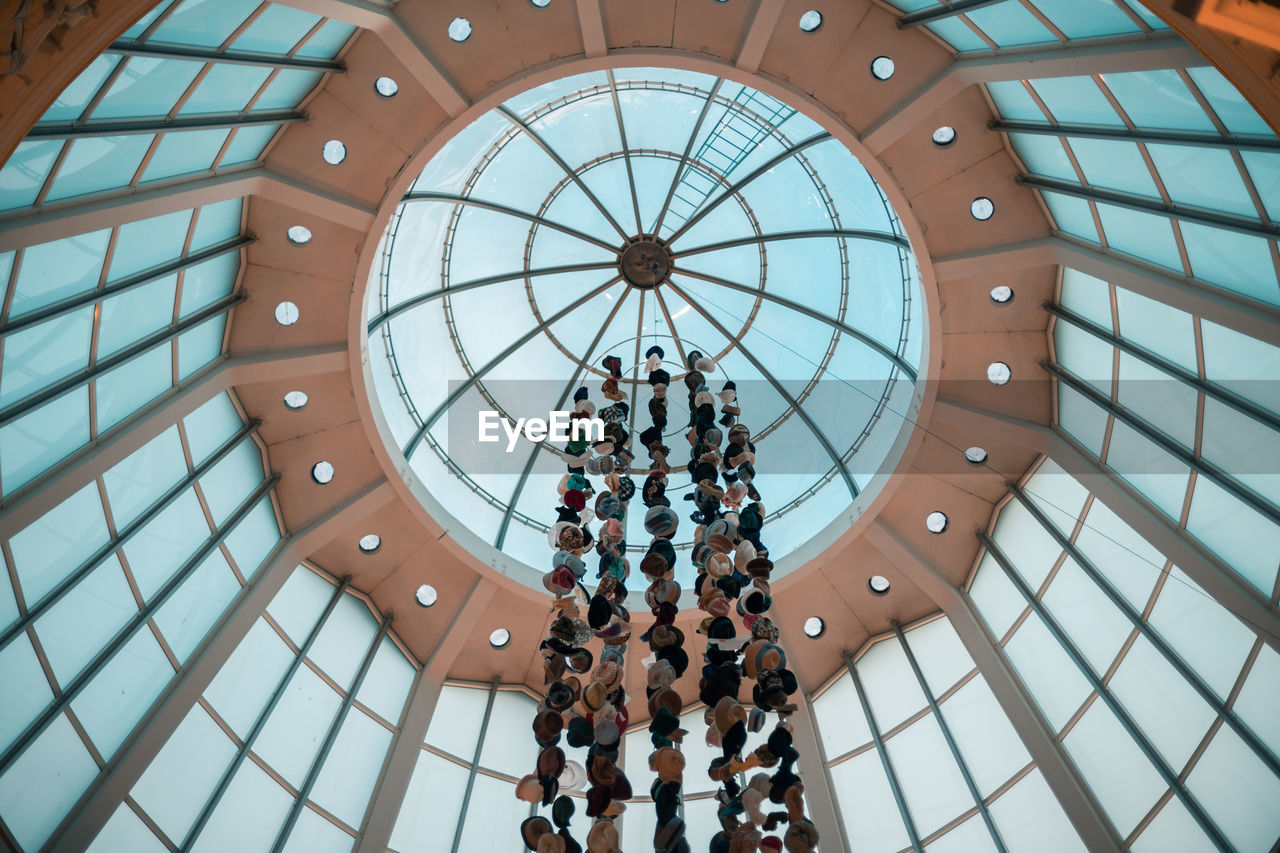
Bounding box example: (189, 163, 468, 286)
(274, 301, 299, 326)
(987, 362, 1011, 385)
(448, 17, 472, 42)
(322, 139, 346, 165)
(799, 10, 822, 31)
(312, 461, 335, 484)
(932, 126, 956, 146)
(287, 225, 312, 245)
(803, 617, 825, 638)
(489, 628, 511, 648)
(926, 511, 949, 533)
(971, 196, 994, 220)
(374, 76, 399, 97)
(990, 285, 1013, 303)
(531, 0, 551, 5)
(358, 533, 382, 552)
(870, 56, 895, 80)
(868, 575, 891, 595)
(283, 390, 308, 409)
(415, 584, 438, 607)
(964, 446, 988, 464)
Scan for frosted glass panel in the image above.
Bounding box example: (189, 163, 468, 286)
(205, 618, 295, 737)
(425, 685, 488, 757)
(389, 751, 468, 851)
(254, 665, 341, 787)
(477, 690, 539, 776)
(940, 675, 1031, 797)
(189, 759, 292, 853)
(268, 567, 337, 645)
(1062, 700, 1165, 837)
(1184, 726, 1280, 853)
(154, 549, 241, 663)
(281, 807, 354, 853)
(10, 482, 109, 606)
(830, 750, 911, 853)
(131, 705, 236, 845)
(989, 769, 1087, 853)
(1040, 557, 1131, 676)
(35, 555, 136, 685)
(0, 714, 99, 851)
(1108, 636, 1216, 771)
(73, 628, 175, 760)
(354, 636, 416, 724)
(309, 593, 378, 690)
(814, 673, 873, 757)
(310, 709, 392, 828)
(454, 774, 526, 851)
(857, 638, 929, 731)
(886, 715, 974, 836)
(1003, 612, 1092, 732)
(86, 805, 169, 853)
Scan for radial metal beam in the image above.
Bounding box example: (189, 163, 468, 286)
(26, 110, 307, 140)
(992, 119, 1280, 153)
(105, 39, 345, 71)
(678, 228, 909, 256)
(899, 0, 1007, 27)
(980, 533, 1235, 852)
(402, 278, 620, 458)
(1019, 174, 1280, 239)
(670, 265, 919, 380)
(367, 262, 618, 331)
(663, 278, 858, 498)
(498, 106, 630, 241)
(666, 132, 832, 243)
(651, 77, 724, 237)
(399, 191, 618, 252)
(606, 70, 644, 236)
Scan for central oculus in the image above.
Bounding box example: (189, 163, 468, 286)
(617, 237, 673, 289)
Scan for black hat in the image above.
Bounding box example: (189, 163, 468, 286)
(552, 794, 575, 829)
(566, 715, 594, 749)
(587, 594, 612, 629)
(574, 386, 589, 403)
(646, 345, 665, 360)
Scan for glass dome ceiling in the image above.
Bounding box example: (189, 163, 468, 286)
(366, 67, 924, 581)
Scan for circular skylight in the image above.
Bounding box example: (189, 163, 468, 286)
(448, 17, 472, 42)
(870, 56, 895, 80)
(990, 285, 1013, 303)
(932, 126, 956, 146)
(970, 196, 994, 220)
(287, 225, 312, 245)
(365, 67, 925, 592)
(284, 390, 308, 409)
(803, 616, 825, 638)
(799, 10, 823, 31)
(925, 511, 948, 533)
(358, 533, 382, 552)
(489, 628, 511, 648)
(868, 575, 890, 595)
(312, 461, 335, 484)
(375, 76, 399, 98)
(987, 361, 1011, 385)
(274, 301, 299, 326)
(964, 446, 988, 464)
(322, 139, 346, 165)
(415, 584, 438, 607)
(531, 0, 551, 6)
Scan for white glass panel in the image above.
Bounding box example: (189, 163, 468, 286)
(1043, 192, 1099, 242)
(1148, 567, 1255, 702)
(454, 774, 526, 850)
(1003, 612, 1092, 733)
(205, 618, 295, 738)
(95, 343, 173, 433)
(1058, 267, 1113, 330)
(1200, 396, 1280, 508)
(1023, 458, 1090, 534)
(857, 637, 929, 731)
(281, 807, 354, 853)
(195, 439, 261, 525)
(254, 665, 341, 788)
(991, 499, 1065, 591)
(154, 548, 241, 664)
(680, 708, 726, 796)
(940, 673, 1031, 797)
(1062, 699, 1165, 837)
(1233, 645, 1280, 757)
(131, 704, 236, 845)
(309, 594, 378, 691)
(1129, 796, 1215, 853)
(10, 481, 109, 607)
(73, 627, 174, 760)
(1074, 500, 1164, 612)
(354, 636, 416, 724)
(190, 198, 243, 250)
(0, 714, 100, 851)
(1204, 314, 1280, 398)
(0, 309, 93, 407)
(477, 690, 539, 776)
(1009, 134, 1076, 182)
(1184, 726, 1280, 852)
(189, 759, 292, 853)
(1117, 353, 1197, 449)
(254, 69, 323, 110)
(86, 804, 169, 853)
(1040, 556, 1132, 676)
(886, 714, 974, 836)
(966, 2, 1055, 46)
(682, 796, 722, 848)
(968, 553, 1026, 640)
(35, 554, 136, 685)
(988, 769, 1087, 853)
(267, 566, 337, 645)
(903, 617, 973, 695)
(179, 252, 237, 316)
(1109, 635, 1216, 771)
(925, 812, 998, 853)
(121, 486, 207, 601)
(0, 633, 55, 753)
(102, 425, 186, 529)
(1032, 0, 1139, 38)
(389, 751, 468, 851)
(425, 686, 490, 758)
(813, 673, 873, 758)
(310, 709, 392, 828)
(1185, 475, 1280, 595)
(1054, 320, 1114, 396)
(830, 749, 911, 853)
(1105, 421, 1190, 522)
(182, 391, 242, 464)
(1056, 383, 1109, 457)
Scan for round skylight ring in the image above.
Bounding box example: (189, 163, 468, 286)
(987, 361, 1012, 385)
(870, 56, 896, 80)
(312, 461, 335, 484)
(448, 17, 472, 42)
(868, 575, 891, 595)
(990, 285, 1014, 304)
(803, 617, 825, 638)
(925, 511, 948, 533)
(965, 446, 988, 464)
(274, 301, 299, 326)
(283, 390, 308, 409)
(799, 10, 823, 32)
(287, 225, 312, 245)
(932, 126, 956, 146)
(321, 139, 346, 165)
(971, 196, 995, 220)
(415, 584, 438, 607)
(489, 628, 511, 648)
(358, 533, 382, 552)
(374, 76, 399, 98)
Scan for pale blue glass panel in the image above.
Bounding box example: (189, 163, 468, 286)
(10, 481, 108, 606)
(183, 391, 242, 464)
(1109, 635, 1216, 769)
(149, 0, 263, 48)
(965, 1, 1055, 46)
(222, 497, 279, 577)
(92, 58, 203, 119)
(310, 708, 392, 827)
(1105, 420, 1189, 520)
(1043, 192, 1098, 241)
(221, 124, 278, 163)
(1115, 285, 1197, 371)
(188, 759, 292, 853)
(154, 549, 241, 663)
(0, 307, 93, 407)
(1004, 611, 1092, 732)
(389, 751, 468, 851)
(255, 665, 342, 787)
(1054, 320, 1113, 396)
(309, 593, 378, 690)
(232, 4, 321, 55)
(969, 552, 1028, 640)
(121, 0, 177, 39)
(1187, 67, 1273, 135)
(178, 64, 272, 115)
(1119, 0, 1168, 29)
(40, 55, 120, 122)
(1009, 134, 1076, 181)
(1030, 0, 1140, 38)
(179, 250, 238, 316)
(1234, 645, 1280, 756)
(991, 498, 1065, 591)
(903, 618, 972, 694)
(1030, 76, 1122, 126)
(1241, 152, 1280, 222)
(1180, 222, 1279, 306)
(1023, 457, 1091, 532)
(1185, 475, 1280, 594)
(1149, 567, 1255, 701)
(9, 228, 109, 317)
(98, 275, 178, 358)
(0, 386, 90, 494)
(0, 714, 99, 851)
(1103, 70, 1216, 131)
(813, 675, 874, 758)
(985, 81, 1044, 121)
(926, 815, 998, 853)
(938, 674, 1031, 797)
(191, 198, 243, 248)
(295, 20, 357, 58)
(96, 344, 173, 433)
(254, 69, 324, 110)
(830, 749, 911, 853)
(1057, 383, 1108, 456)
(988, 769, 1088, 853)
(205, 618, 294, 737)
(926, 18, 988, 52)
(198, 439, 262, 525)
(129, 704, 236, 846)
(86, 805, 168, 853)
(1201, 397, 1280, 507)
(454, 774, 526, 851)
(143, 129, 229, 182)
(1129, 797, 1215, 853)
(0, 634, 54, 753)
(122, 486, 207, 600)
(178, 315, 226, 379)
(1041, 557, 1131, 676)
(424, 684, 489, 757)
(1116, 353, 1197, 449)
(0, 139, 62, 211)
(0, 558, 16, 631)
(45, 135, 153, 201)
(268, 566, 336, 645)
(476, 690, 539, 776)
(1076, 498, 1164, 609)
(1094, 203, 1182, 271)
(281, 807, 354, 853)
(1062, 700, 1166, 837)
(1068, 138, 1159, 198)
(73, 628, 174, 759)
(35, 555, 135, 685)
(1184, 727, 1280, 852)
(110, 208, 192, 280)
(354, 636, 415, 724)
(858, 638, 930, 731)
(885, 715, 973, 836)
(1059, 266, 1112, 328)
(1200, 319, 1280, 416)
(1147, 143, 1256, 217)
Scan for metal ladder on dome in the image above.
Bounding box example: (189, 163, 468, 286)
(660, 84, 796, 233)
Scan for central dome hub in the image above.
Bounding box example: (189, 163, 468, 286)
(618, 237, 673, 290)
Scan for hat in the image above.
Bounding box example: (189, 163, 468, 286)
(647, 687, 683, 719)
(522, 816, 554, 850)
(705, 551, 733, 579)
(648, 706, 687, 741)
(560, 759, 588, 792)
(784, 821, 820, 853)
(649, 746, 686, 784)
(586, 820, 619, 853)
(644, 505, 679, 538)
(534, 709, 564, 745)
(516, 774, 542, 803)
(548, 678, 581, 711)
(566, 647, 594, 673)
(566, 715, 594, 748)
(587, 595, 612, 630)
(647, 659, 677, 691)
(640, 552, 671, 581)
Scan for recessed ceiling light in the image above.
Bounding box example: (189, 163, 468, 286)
(926, 511, 948, 534)
(274, 301, 299, 326)
(803, 617, 825, 638)
(489, 627, 511, 648)
(312, 461, 334, 484)
(971, 196, 994, 220)
(530, 0, 551, 6)
(799, 10, 822, 31)
(287, 225, 311, 245)
(415, 584, 437, 607)
(990, 285, 1013, 304)
(987, 362, 1011, 385)
(964, 446, 988, 464)
(374, 76, 398, 97)
(448, 17, 472, 42)
(358, 534, 381, 552)
(283, 390, 308, 409)
(871, 56, 895, 80)
(868, 575, 890, 595)
(322, 139, 346, 165)
(932, 125, 956, 146)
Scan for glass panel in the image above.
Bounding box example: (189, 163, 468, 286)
(142, 129, 229, 182)
(148, 0, 263, 47)
(232, 5, 321, 55)
(1187, 67, 1273, 135)
(130, 704, 236, 845)
(45, 135, 153, 201)
(294, 20, 356, 58)
(0, 139, 62, 211)
(813, 673, 874, 757)
(103, 425, 186, 529)
(1114, 285, 1197, 372)
(902, 617, 973, 695)
(254, 664, 342, 788)
(986, 81, 1045, 122)
(1031, 0, 1140, 38)
(188, 759, 293, 853)
(1184, 475, 1280, 594)
(1101, 70, 1216, 131)
(281, 807, 354, 853)
(1010, 134, 1077, 182)
(925, 813, 998, 853)
(221, 124, 279, 163)
(1003, 612, 1092, 732)
(965, 1, 1056, 46)
(1129, 796, 1216, 853)
(190, 198, 243, 249)
(35, 555, 136, 685)
(309, 708, 392, 827)
(86, 804, 169, 853)
(183, 391, 243, 465)
(9, 229, 110, 317)
(939, 674, 1032, 797)
(73, 627, 175, 759)
(205, 618, 295, 738)
(197, 439, 262, 525)
(121, 486, 207, 601)
(1117, 354, 1196, 450)
(10, 481, 109, 607)
(1148, 567, 1255, 702)
(1031, 76, 1122, 126)
(1108, 635, 1216, 770)
(389, 751, 468, 851)
(1075, 499, 1164, 611)
(425, 684, 489, 757)
(477, 690, 539, 775)
(40, 54, 120, 122)
(178, 64, 271, 114)
(95, 344, 174, 433)
(1103, 421, 1189, 521)
(1062, 699, 1166, 837)
(154, 549, 241, 663)
(857, 637, 929, 731)
(267, 566, 337, 645)
(1233, 645, 1280, 757)
(991, 499, 1064, 591)
(0, 386, 91, 494)
(988, 769, 1087, 853)
(968, 552, 1027, 640)
(1179, 223, 1279, 306)
(353, 636, 415, 724)
(1068, 138, 1159, 198)
(109, 209, 192, 280)
(1058, 267, 1113, 330)
(1093, 203, 1182, 272)
(1040, 556, 1132, 676)
(1200, 397, 1280, 508)
(308, 594, 378, 691)
(1056, 383, 1109, 456)
(0, 633, 55, 753)
(178, 315, 227, 379)
(454, 774, 526, 850)
(0, 309, 93, 407)
(0, 713, 100, 851)
(1146, 144, 1256, 217)
(1184, 726, 1280, 852)
(222, 497, 279, 576)
(885, 714, 974, 836)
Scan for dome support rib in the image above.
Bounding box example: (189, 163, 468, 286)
(651, 77, 725, 237)
(399, 192, 619, 251)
